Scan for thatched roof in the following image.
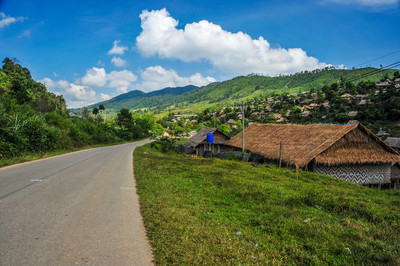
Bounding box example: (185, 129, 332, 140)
(226, 123, 400, 168)
(185, 127, 230, 148)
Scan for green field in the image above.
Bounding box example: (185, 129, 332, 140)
(134, 144, 400, 265)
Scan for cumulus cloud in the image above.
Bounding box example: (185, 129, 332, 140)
(111, 56, 127, 67)
(81, 67, 137, 88)
(117, 87, 128, 94)
(136, 9, 328, 77)
(0, 12, 25, 28)
(108, 40, 128, 55)
(40, 77, 70, 89)
(66, 84, 96, 101)
(107, 69, 138, 88)
(100, 93, 111, 100)
(81, 67, 107, 87)
(40, 78, 97, 108)
(139, 65, 215, 92)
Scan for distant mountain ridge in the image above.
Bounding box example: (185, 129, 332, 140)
(89, 85, 199, 110)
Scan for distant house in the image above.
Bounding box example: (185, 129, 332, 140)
(385, 137, 400, 153)
(184, 127, 231, 156)
(376, 80, 392, 89)
(341, 93, 353, 100)
(226, 123, 400, 185)
(348, 111, 358, 117)
(358, 99, 367, 106)
(376, 128, 390, 138)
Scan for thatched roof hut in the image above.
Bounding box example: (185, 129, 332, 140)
(185, 127, 224, 148)
(227, 123, 399, 168)
(226, 123, 400, 185)
(185, 127, 231, 156)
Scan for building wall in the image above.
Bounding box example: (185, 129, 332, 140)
(314, 164, 392, 184)
(391, 164, 400, 180)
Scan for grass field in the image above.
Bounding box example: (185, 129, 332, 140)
(134, 144, 400, 265)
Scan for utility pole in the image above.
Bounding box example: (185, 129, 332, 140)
(242, 101, 245, 152)
(213, 112, 216, 128)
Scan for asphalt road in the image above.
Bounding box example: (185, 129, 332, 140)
(0, 140, 153, 265)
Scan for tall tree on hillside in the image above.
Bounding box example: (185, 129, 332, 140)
(92, 107, 99, 115)
(116, 108, 133, 130)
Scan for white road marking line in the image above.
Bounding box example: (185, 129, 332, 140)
(30, 179, 44, 182)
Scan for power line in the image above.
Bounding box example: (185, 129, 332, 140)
(345, 60, 400, 83)
(353, 49, 400, 68)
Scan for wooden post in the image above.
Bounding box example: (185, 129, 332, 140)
(279, 141, 282, 168)
(287, 155, 291, 168)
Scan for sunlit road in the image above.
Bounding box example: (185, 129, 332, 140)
(0, 140, 153, 265)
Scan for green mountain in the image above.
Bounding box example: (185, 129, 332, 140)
(87, 85, 198, 112)
(84, 67, 398, 114)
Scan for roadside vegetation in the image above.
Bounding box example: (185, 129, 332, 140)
(134, 144, 400, 264)
(0, 58, 162, 166)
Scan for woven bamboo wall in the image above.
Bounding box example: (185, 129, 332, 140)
(314, 164, 391, 184)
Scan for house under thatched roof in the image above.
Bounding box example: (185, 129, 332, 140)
(226, 123, 400, 185)
(185, 127, 231, 156)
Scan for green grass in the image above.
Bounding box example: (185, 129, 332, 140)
(134, 144, 400, 265)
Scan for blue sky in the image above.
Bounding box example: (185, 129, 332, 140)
(0, 0, 399, 108)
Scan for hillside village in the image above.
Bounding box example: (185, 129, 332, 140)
(163, 72, 400, 138)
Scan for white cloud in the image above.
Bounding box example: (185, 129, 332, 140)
(18, 29, 30, 38)
(0, 13, 25, 28)
(81, 67, 107, 87)
(139, 65, 215, 92)
(107, 69, 138, 88)
(117, 87, 128, 94)
(100, 93, 111, 100)
(81, 67, 137, 88)
(326, 0, 398, 6)
(40, 77, 98, 108)
(108, 40, 128, 55)
(111, 56, 127, 67)
(136, 9, 328, 77)
(97, 60, 104, 66)
(40, 77, 70, 89)
(66, 84, 96, 101)
(336, 64, 347, 69)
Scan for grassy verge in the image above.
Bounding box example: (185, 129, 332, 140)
(134, 144, 400, 265)
(0, 140, 135, 168)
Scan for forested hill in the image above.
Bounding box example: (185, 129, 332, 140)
(85, 67, 397, 114)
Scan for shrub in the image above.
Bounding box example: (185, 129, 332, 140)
(151, 138, 176, 153)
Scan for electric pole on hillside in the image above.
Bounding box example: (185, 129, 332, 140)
(242, 101, 245, 152)
(213, 112, 216, 128)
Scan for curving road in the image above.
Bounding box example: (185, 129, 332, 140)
(0, 140, 153, 265)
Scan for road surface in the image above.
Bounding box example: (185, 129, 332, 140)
(0, 141, 153, 265)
